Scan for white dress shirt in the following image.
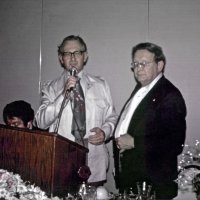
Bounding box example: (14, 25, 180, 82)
(115, 73, 162, 138)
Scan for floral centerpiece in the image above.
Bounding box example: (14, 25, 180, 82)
(177, 140, 200, 199)
(192, 173, 200, 200)
(0, 169, 60, 200)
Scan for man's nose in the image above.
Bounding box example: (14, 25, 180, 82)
(70, 53, 76, 61)
(138, 63, 145, 69)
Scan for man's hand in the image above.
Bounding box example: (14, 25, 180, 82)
(115, 133, 134, 153)
(64, 76, 77, 93)
(88, 127, 105, 145)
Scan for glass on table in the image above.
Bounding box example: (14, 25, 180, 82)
(136, 182, 154, 200)
(83, 185, 97, 200)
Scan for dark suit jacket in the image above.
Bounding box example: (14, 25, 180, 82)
(114, 76, 186, 196)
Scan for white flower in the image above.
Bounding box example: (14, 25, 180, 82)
(177, 140, 200, 191)
(0, 169, 59, 200)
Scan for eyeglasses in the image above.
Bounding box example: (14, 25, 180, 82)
(131, 61, 154, 69)
(62, 50, 85, 58)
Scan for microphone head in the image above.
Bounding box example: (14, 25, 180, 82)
(70, 67, 78, 77)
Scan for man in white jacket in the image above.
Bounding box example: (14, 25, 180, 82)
(35, 35, 117, 186)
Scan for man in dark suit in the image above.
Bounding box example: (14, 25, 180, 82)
(114, 42, 186, 200)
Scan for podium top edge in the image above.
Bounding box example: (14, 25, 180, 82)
(0, 124, 89, 152)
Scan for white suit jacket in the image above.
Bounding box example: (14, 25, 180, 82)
(35, 69, 118, 182)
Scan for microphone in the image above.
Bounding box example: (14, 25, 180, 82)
(68, 67, 78, 92)
(70, 67, 77, 77)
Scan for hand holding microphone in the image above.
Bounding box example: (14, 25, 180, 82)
(65, 67, 78, 92)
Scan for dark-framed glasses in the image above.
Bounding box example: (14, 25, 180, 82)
(62, 50, 85, 58)
(131, 61, 154, 69)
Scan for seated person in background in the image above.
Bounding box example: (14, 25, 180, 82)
(3, 100, 34, 129)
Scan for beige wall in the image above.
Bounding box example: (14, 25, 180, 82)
(0, 0, 200, 194)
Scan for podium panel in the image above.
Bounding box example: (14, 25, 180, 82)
(0, 124, 88, 197)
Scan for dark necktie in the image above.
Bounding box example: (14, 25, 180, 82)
(71, 79, 86, 144)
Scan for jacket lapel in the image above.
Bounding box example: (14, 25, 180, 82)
(127, 76, 166, 135)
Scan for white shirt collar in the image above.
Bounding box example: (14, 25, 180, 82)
(141, 73, 163, 93)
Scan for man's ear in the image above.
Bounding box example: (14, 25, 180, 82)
(158, 60, 164, 72)
(27, 121, 33, 129)
(83, 52, 88, 64)
(59, 55, 64, 65)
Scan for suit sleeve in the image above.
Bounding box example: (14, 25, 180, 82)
(34, 82, 65, 129)
(100, 79, 118, 141)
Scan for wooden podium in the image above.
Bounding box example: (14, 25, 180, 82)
(0, 124, 88, 197)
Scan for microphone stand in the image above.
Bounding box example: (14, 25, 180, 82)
(54, 89, 71, 134)
(54, 89, 86, 147)
(54, 68, 76, 134)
